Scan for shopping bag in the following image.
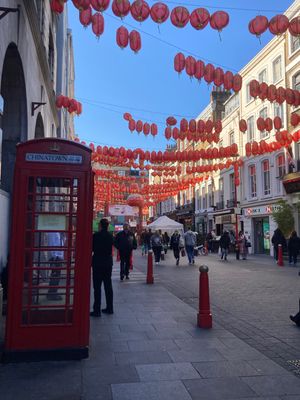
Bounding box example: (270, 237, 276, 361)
(181, 248, 186, 257)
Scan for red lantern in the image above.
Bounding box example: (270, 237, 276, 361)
(189, 119, 197, 133)
(91, 0, 110, 12)
(151, 123, 158, 137)
(172, 127, 179, 140)
(274, 116, 282, 130)
(51, 0, 64, 13)
(116, 26, 129, 48)
(56, 94, 65, 108)
(239, 119, 247, 132)
(62, 96, 70, 108)
(165, 127, 172, 140)
(259, 82, 268, 101)
(143, 122, 150, 135)
(174, 53, 185, 74)
(257, 117, 265, 131)
(166, 116, 177, 126)
(123, 112, 132, 121)
(150, 2, 169, 23)
(129, 30, 141, 53)
(249, 79, 260, 98)
(205, 120, 213, 134)
(197, 119, 205, 134)
(265, 117, 273, 132)
(79, 7, 92, 27)
(232, 74, 242, 92)
(180, 118, 188, 132)
(204, 63, 215, 84)
(129, 119, 136, 132)
(92, 12, 105, 37)
(185, 56, 196, 77)
(194, 60, 205, 81)
(269, 14, 289, 35)
(214, 120, 222, 134)
(135, 120, 142, 133)
(286, 88, 295, 105)
(291, 113, 300, 127)
(267, 84, 277, 102)
(214, 67, 224, 87)
(276, 87, 286, 104)
(289, 16, 300, 37)
(248, 15, 269, 37)
(223, 71, 234, 90)
(294, 90, 300, 107)
(210, 11, 229, 32)
(190, 8, 210, 30)
(170, 6, 190, 28)
(112, 0, 131, 18)
(130, 0, 150, 22)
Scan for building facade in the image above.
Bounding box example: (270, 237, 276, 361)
(0, 0, 74, 271)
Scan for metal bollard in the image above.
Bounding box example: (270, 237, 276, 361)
(146, 250, 154, 284)
(278, 244, 284, 267)
(197, 265, 212, 329)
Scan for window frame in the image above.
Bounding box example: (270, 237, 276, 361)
(290, 33, 300, 55)
(249, 164, 257, 198)
(262, 159, 271, 196)
(258, 68, 267, 84)
(272, 55, 282, 84)
(247, 116, 255, 142)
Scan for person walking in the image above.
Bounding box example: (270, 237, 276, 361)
(114, 223, 137, 281)
(271, 228, 287, 261)
(238, 231, 248, 260)
(206, 231, 213, 253)
(144, 228, 152, 255)
(288, 231, 300, 266)
(91, 218, 114, 317)
(170, 230, 182, 265)
(184, 227, 196, 265)
(150, 230, 163, 264)
(163, 232, 170, 254)
(219, 231, 231, 261)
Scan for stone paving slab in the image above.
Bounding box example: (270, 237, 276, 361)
(115, 350, 172, 365)
(242, 376, 300, 397)
(136, 362, 200, 381)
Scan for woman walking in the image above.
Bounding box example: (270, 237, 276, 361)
(288, 231, 300, 266)
(150, 231, 163, 265)
(170, 230, 182, 265)
(238, 231, 248, 260)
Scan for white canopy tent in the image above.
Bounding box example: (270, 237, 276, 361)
(147, 216, 184, 234)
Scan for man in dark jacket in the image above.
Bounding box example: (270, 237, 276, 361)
(91, 218, 114, 317)
(288, 231, 300, 265)
(271, 228, 287, 261)
(219, 231, 231, 261)
(114, 223, 137, 280)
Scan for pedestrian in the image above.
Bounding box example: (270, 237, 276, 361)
(219, 231, 231, 261)
(144, 228, 152, 255)
(271, 228, 287, 261)
(150, 230, 163, 264)
(184, 227, 196, 265)
(140, 229, 147, 256)
(288, 231, 300, 266)
(163, 231, 170, 254)
(90, 218, 114, 317)
(170, 230, 182, 265)
(206, 231, 213, 253)
(238, 231, 248, 260)
(114, 223, 137, 281)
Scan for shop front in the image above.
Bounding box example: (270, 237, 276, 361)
(243, 204, 281, 256)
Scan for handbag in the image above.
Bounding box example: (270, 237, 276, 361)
(181, 248, 186, 257)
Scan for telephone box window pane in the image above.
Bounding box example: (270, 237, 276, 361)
(71, 217, 77, 231)
(27, 195, 33, 211)
(28, 177, 34, 193)
(33, 232, 68, 248)
(26, 214, 33, 229)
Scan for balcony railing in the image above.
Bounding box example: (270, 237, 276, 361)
(226, 199, 236, 208)
(216, 201, 224, 210)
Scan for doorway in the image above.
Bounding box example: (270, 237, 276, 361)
(253, 217, 270, 254)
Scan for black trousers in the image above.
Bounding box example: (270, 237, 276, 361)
(92, 267, 113, 313)
(153, 246, 162, 262)
(120, 250, 131, 278)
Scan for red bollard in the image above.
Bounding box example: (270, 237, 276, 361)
(146, 250, 154, 284)
(116, 250, 120, 262)
(278, 244, 284, 267)
(197, 265, 212, 329)
(130, 252, 133, 271)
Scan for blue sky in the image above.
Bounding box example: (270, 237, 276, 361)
(68, 0, 294, 151)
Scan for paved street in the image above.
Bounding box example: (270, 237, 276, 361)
(1, 249, 300, 399)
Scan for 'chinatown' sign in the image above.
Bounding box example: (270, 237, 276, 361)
(25, 153, 83, 164)
(244, 204, 281, 216)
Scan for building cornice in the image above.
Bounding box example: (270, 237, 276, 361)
(23, 1, 59, 125)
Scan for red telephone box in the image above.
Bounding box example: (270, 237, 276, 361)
(3, 138, 93, 362)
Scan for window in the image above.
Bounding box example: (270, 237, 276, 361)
(229, 132, 234, 145)
(259, 107, 268, 139)
(293, 72, 300, 91)
(262, 160, 270, 196)
(258, 69, 267, 83)
(274, 103, 284, 125)
(202, 186, 206, 209)
(48, 29, 55, 81)
(249, 165, 257, 198)
(276, 154, 286, 192)
(219, 178, 224, 205)
(246, 83, 252, 103)
(291, 35, 300, 54)
(208, 184, 214, 207)
(247, 116, 255, 142)
(229, 173, 235, 201)
(36, 0, 45, 34)
(273, 56, 282, 83)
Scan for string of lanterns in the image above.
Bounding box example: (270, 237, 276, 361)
(249, 80, 300, 106)
(55, 95, 83, 115)
(249, 14, 300, 39)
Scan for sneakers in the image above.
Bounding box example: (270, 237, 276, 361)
(90, 311, 101, 317)
(120, 275, 124, 281)
(102, 308, 114, 314)
(192, 259, 195, 264)
(176, 259, 179, 266)
(126, 275, 129, 280)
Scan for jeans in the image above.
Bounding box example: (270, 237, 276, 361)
(221, 248, 228, 260)
(153, 246, 162, 262)
(185, 245, 194, 263)
(120, 250, 132, 278)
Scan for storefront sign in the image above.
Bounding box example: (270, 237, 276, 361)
(244, 204, 281, 217)
(109, 204, 139, 216)
(26, 153, 83, 164)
